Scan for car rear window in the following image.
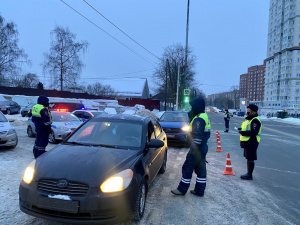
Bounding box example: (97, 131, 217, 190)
(51, 112, 81, 122)
(160, 112, 189, 122)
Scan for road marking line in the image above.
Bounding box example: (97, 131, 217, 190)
(256, 166, 300, 175)
(262, 126, 300, 140)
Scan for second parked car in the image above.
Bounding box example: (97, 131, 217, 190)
(72, 110, 108, 121)
(0, 112, 18, 149)
(27, 111, 82, 144)
(0, 100, 21, 115)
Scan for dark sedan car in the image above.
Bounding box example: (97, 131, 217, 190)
(72, 110, 108, 121)
(0, 100, 21, 115)
(159, 111, 191, 146)
(19, 114, 167, 224)
(21, 103, 35, 117)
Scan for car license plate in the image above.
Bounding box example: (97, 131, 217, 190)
(167, 135, 175, 138)
(37, 196, 79, 214)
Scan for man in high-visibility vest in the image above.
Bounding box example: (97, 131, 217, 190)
(224, 109, 230, 132)
(171, 97, 211, 196)
(238, 104, 262, 180)
(31, 95, 52, 159)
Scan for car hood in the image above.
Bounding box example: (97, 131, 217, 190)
(34, 145, 138, 187)
(159, 121, 189, 129)
(0, 122, 13, 132)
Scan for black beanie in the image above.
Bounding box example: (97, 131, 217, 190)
(247, 104, 258, 112)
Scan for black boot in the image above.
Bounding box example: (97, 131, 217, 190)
(241, 160, 254, 180)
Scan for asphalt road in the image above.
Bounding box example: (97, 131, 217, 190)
(0, 114, 299, 225)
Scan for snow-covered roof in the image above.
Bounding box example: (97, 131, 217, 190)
(100, 78, 147, 97)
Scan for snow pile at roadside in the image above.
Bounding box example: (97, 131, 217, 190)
(5, 114, 28, 126)
(135, 109, 158, 118)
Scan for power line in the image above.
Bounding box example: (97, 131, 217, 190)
(82, 0, 160, 60)
(60, 0, 156, 65)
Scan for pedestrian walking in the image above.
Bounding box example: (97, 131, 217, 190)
(171, 97, 211, 196)
(31, 95, 52, 159)
(224, 109, 230, 132)
(238, 104, 262, 180)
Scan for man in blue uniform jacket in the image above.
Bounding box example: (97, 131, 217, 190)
(31, 95, 52, 159)
(171, 97, 211, 196)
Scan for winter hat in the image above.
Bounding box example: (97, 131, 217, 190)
(247, 104, 258, 112)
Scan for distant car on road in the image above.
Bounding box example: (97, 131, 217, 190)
(0, 100, 21, 115)
(159, 111, 191, 146)
(72, 110, 108, 121)
(237, 111, 245, 117)
(27, 111, 82, 144)
(0, 112, 18, 149)
(48, 102, 85, 113)
(21, 103, 35, 117)
(19, 114, 167, 223)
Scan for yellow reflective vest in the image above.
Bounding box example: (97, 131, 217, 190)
(240, 117, 262, 142)
(32, 104, 52, 123)
(189, 113, 211, 131)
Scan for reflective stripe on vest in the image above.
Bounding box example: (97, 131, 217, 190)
(189, 113, 211, 131)
(240, 117, 262, 142)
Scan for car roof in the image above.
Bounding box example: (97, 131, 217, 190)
(91, 114, 151, 123)
(51, 111, 71, 114)
(163, 111, 188, 113)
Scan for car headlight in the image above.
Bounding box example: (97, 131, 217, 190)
(7, 129, 16, 135)
(57, 126, 69, 131)
(100, 169, 133, 193)
(23, 160, 36, 184)
(181, 125, 190, 132)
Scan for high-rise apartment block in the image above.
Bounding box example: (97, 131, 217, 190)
(264, 0, 300, 109)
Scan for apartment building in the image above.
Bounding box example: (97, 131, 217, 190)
(264, 0, 300, 109)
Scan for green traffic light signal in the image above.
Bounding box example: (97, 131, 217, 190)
(184, 96, 189, 103)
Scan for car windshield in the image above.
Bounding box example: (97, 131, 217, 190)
(0, 101, 9, 105)
(91, 111, 107, 117)
(0, 113, 8, 122)
(160, 112, 189, 122)
(66, 121, 143, 149)
(51, 112, 81, 122)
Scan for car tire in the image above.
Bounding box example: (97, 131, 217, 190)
(27, 126, 35, 137)
(7, 109, 11, 115)
(48, 130, 57, 144)
(159, 151, 167, 174)
(21, 112, 25, 117)
(132, 178, 147, 221)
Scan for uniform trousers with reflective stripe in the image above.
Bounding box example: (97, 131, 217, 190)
(177, 143, 208, 195)
(225, 120, 229, 131)
(33, 129, 49, 159)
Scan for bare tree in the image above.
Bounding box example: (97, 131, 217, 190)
(43, 26, 88, 91)
(0, 15, 28, 86)
(85, 82, 116, 96)
(153, 43, 197, 109)
(230, 85, 239, 109)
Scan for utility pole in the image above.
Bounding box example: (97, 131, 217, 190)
(164, 59, 169, 111)
(176, 65, 180, 110)
(185, 0, 190, 66)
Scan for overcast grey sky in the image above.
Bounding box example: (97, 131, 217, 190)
(1, 0, 269, 96)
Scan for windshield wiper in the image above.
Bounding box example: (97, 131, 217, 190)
(97, 144, 119, 149)
(65, 141, 91, 146)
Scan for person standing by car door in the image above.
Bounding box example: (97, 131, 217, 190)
(224, 109, 230, 132)
(238, 104, 262, 180)
(171, 97, 211, 197)
(31, 95, 52, 159)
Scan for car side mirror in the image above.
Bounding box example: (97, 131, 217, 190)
(9, 119, 15, 122)
(61, 132, 71, 141)
(147, 139, 164, 148)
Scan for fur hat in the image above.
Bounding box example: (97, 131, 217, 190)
(247, 104, 258, 112)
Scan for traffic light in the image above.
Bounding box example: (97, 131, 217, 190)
(184, 96, 189, 103)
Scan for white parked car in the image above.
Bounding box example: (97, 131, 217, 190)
(27, 111, 82, 144)
(0, 112, 18, 149)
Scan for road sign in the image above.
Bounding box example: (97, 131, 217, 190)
(293, 104, 299, 109)
(184, 89, 190, 96)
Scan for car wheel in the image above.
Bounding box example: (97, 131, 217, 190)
(7, 109, 11, 115)
(21, 112, 25, 117)
(159, 151, 167, 174)
(132, 179, 147, 221)
(27, 126, 35, 137)
(48, 130, 57, 144)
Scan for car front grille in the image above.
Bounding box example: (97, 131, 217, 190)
(38, 179, 89, 196)
(0, 131, 7, 136)
(163, 128, 182, 133)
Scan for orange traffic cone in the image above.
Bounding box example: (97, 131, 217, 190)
(215, 141, 223, 152)
(223, 153, 235, 175)
(216, 135, 220, 143)
(215, 129, 219, 137)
